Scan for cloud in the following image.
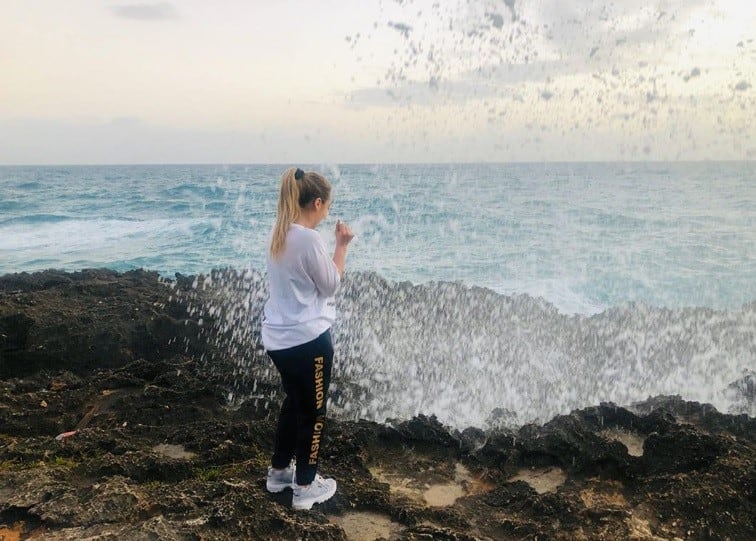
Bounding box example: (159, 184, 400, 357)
(112, 3, 178, 21)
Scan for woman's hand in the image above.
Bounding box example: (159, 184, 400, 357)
(332, 220, 354, 276)
(335, 220, 355, 247)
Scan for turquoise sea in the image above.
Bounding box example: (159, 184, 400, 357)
(1, 162, 754, 315)
(2, 162, 754, 426)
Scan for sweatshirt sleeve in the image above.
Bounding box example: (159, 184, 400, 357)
(303, 233, 341, 297)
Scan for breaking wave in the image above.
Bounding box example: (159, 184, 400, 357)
(177, 268, 755, 430)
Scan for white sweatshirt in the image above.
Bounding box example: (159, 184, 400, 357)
(261, 223, 341, 351)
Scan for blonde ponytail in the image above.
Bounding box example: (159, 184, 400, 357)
(270, 167, 332, 258)
(270, 167, 301, 258)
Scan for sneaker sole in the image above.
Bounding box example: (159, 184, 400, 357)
(291, 485, 337, 510)
(266, 482, 295, 493)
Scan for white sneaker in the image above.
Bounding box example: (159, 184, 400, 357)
(291, 474, 337, 510)
(266, 465, 295, 493)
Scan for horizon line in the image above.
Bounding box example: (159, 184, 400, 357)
(1, 158, 754, 167)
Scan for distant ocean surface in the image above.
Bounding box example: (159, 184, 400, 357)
(1, 162, 754, 315)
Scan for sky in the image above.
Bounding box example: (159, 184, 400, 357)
(0, 0, 754, 164)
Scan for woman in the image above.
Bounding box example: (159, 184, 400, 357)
(262, 167, 354, 511)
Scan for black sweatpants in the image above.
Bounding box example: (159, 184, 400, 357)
(267, 329, 333, 485)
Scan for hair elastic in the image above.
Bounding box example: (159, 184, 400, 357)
(294, 168, 304, 180)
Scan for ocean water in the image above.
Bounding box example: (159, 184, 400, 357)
(1, 162, 755, 314)
(2, 163, 755, 426)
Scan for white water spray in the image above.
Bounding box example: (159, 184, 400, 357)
(171, 268, 755, 430)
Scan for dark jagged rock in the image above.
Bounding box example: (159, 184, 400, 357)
(728, 370, 755, 402)
(642, 426, 724, 474)
(630, 394, 756, 443)
(382, 414, 461, 448)
(0, 269, 754, 540)
(0, 268, 210, 379)
(516, 414, 633, 476)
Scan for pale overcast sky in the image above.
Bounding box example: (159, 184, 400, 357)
(0, 0, 753, 164)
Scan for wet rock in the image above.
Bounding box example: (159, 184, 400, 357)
(402, 524, 480, 540)
(516, 414, 632, 476)
(641, 426, 724, 474)
(0, 269, 210, 378)
(0, 469, 69, 511)
(36, 515, 191, 541)
(32, 476, 150, 526)
(0, 269, 77, 292)
(92, 450, 195, 483)
(483, 480, 539, 510)
(459, 426, 487, 453)
(0, 313, 34, 351)
(473, 430, 518, 474)
(383, 414, 460, 449)
(729, 370, 755, 400)
(485, 406, 519, 431)
(725, 370, 755, 416)
(632, 395, 756, 443)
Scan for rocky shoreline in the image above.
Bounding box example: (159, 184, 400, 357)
(1, 269, 754, 540)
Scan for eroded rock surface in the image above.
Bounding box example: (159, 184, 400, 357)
(1, 270, 754, 540)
